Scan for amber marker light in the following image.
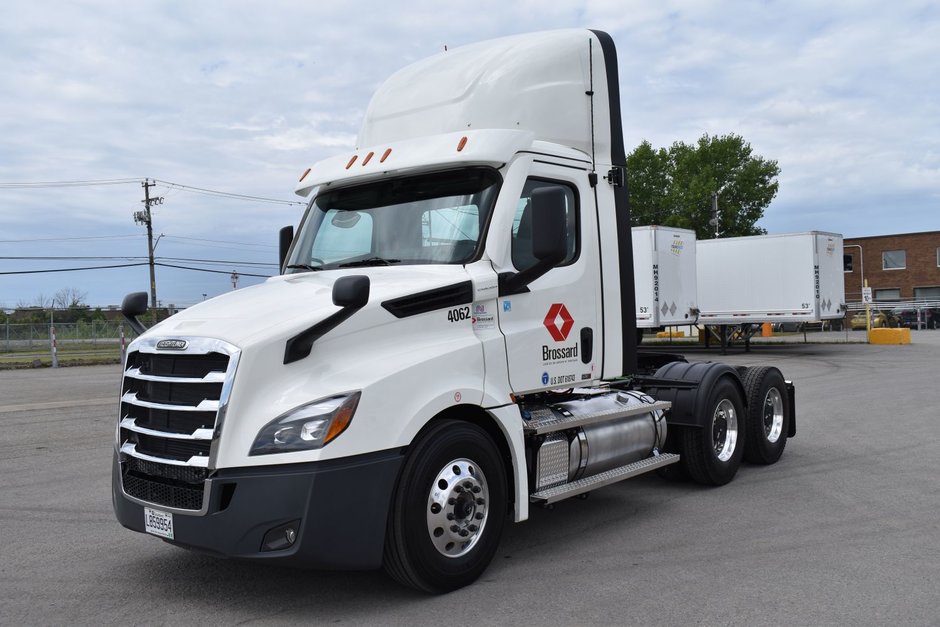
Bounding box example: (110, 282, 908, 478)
(362, 151, 374, 166)
(345, 155, 358, 169)
(324, 394, 361, 444)
(380, 148, 392, 163)
(457, 136, 468, 152)
(299, 168, 311, 182)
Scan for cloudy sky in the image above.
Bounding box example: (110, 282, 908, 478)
(1, 0, 937, 308)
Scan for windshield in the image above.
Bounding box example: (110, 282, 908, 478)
(286, 168, 501, 272)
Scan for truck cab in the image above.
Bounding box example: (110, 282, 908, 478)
(113, 29, 794, 593)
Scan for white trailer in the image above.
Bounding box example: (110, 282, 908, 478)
(632, 226, 698, 331)
(696, 231, 845, 327)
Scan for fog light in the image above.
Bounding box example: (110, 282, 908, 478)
(261, 520, 301, 552)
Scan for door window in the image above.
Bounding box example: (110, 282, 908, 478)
(511, 179, 578, 270)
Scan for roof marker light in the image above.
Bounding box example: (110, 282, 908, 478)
(457, 136, 468, 152)
(299, 168, 311, 182)
(345, 155, 358, 169)
(380, 148, 392, 163)
(362, 151, 374, 166)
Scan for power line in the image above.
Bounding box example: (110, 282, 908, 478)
(0, 262, 149, 275)
(0, 178, 141, 189)
(153, 179, 304, 206)
(0, 255, 277, 267)
(154, 262, 271, 278)
(161, 235, 277, 248)
(0, 234, 143, 244)
(0, 176, 304, 206)
(158, 256, 277, 267)
(0, 256, 149, 261)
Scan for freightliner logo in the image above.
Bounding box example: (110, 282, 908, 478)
(156, 339, 188, 351)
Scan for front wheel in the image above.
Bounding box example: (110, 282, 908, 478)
(384, 420, 507, 593)
(742, 366, 789, 465)
(680, 377, 745, 486)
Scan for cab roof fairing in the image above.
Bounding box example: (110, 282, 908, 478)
(357, 29, 615, 168)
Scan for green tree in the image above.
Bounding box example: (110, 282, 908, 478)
(627, 134, 780, 239)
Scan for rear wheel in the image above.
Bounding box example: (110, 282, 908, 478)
(742, 366, 789, 464)
(680, 377, 745, 486)
(384, 420, 507, 593)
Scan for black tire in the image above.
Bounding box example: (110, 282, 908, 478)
(741, 366, 789, 465)
(383, 420, 507, 593)
(680, 377, 745, 486)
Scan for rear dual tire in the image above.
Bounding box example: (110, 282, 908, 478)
(680, 377, 745, 486)
(741, 366, 789, 465)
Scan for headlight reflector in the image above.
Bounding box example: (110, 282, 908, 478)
(250, 392, 360, 455)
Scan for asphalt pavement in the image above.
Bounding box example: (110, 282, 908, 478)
(1, 333, 939, 625)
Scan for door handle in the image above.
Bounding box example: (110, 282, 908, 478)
(580, 327, 593, 364)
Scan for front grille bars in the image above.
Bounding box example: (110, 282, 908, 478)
(117, 337, 241, 514)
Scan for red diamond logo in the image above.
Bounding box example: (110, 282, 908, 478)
(543, 303, 574, 342)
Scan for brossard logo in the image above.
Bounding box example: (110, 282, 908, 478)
(542, 303, 578, 361)
(156, 339, 188, 351)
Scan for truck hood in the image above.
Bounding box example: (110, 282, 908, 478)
(144, 266, 472, 349)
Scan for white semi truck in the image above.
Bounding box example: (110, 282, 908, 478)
(113, 29, 795, 593)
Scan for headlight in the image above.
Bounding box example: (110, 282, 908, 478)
(249, 392, 361, 456)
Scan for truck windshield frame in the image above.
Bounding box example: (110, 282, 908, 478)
(287, 167, 502, 272)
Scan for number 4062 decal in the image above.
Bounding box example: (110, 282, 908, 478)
(447, 306, 471, 323)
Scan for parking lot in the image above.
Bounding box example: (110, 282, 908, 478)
(2, 334, 939, 625)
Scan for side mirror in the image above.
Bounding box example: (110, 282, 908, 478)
(531, 187, 568, 263)
(284, 275, 370, 364)
(279, 225, 294, 273)
(332, 275, 370, 308)
(498, 187, 570, 297)
(121, 292, 149, 335)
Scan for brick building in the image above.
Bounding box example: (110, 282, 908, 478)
(843, 231, 940, 303)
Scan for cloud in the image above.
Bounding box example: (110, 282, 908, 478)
(1, 0, 938, 304)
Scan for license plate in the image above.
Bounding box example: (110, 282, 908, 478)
(144, 507, 174, 540)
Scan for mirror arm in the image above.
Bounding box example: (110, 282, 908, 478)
(497, 254, 564, 296)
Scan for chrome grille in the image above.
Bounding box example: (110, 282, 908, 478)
(118, 337, 239, 512)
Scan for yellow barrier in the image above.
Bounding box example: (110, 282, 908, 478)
(656, 330, 685, 338)
(869, 328, 911, 344)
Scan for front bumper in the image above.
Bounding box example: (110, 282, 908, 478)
(112, 448, 404, 570)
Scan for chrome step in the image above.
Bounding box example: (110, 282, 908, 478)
(530, 453, 680, 504)
(523, 400, 671, 436)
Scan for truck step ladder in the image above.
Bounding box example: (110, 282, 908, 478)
(530, 453, 680, 504)
(523, 400, 671, 436)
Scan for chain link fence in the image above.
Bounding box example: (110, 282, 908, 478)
(1, 321, 141, 366)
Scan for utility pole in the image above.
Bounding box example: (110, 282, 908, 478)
(709, 191, 719, 238)
(134, 179, 163, 313)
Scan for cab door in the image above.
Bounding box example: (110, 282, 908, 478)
(496, 161, 603, 393)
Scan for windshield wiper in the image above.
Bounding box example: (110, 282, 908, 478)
(286, 263, 324, 272)
(338, 257, 401, 268)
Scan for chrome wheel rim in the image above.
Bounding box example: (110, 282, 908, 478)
(763, 388, 784, 444)
(426, 458, 489, 558)
(712, 399, 738, 462)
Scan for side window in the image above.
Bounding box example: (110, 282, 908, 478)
(511, 179, 578, 270)
(311, 210, 373, 263)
